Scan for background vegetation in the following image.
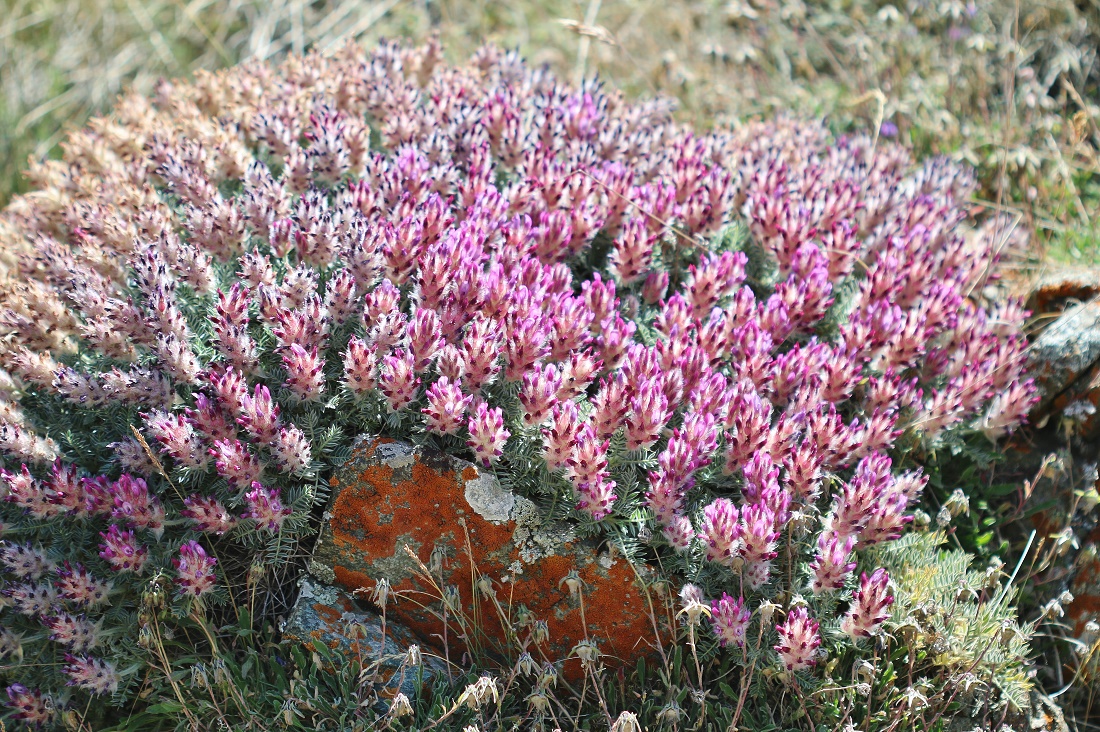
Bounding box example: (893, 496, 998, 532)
(1, 0, 1098, 264)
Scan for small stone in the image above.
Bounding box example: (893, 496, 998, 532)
(310, 437, 657, 680)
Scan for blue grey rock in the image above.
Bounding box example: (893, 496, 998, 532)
(282, 575, 448, 702)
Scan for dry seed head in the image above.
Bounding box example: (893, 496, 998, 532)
(1078, 621, 1099, 653)
(190, 663, 210, 690)
(457, 675, 499, 711)
(526, 690, 551, 714)
(476, 575, 494, 599)
(759, 600, 782, 624)
(363, 577, 391, 609)
(389, 693, 413, 718)
(537, 664, 558, 690)
(559, 570, 584, 597)
(571, 639, 601, 669)
(247, 563, 266, 585)
(516, 652, 537, 677)
(610, 711, 642, 732)
(944, 488, 970, 517)
(656, 700, 684, 725)
(442, 585, 461, 611)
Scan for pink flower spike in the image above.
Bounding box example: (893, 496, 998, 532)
(205, 367, 249, 413)
(701, 498, 740, 566)
(181, 495, 237, 535)
(237, 384, 281, 442)
(581, 273, 618, 329)
(55, 562, 111, 607)
(42, 612, 99, 652)
(109, 474, 165, 536)
(642, 270, 669, 305)
(566, 422, 610, 491)
(271, 425, 312, 475)
(624, 378, 672, 451)
(662, 514, 697, 552)
(723, 387, 772, 472)
(243, 482, 291, 533)
(461, 317, 504, 392)
(575, 477, 617, 521)
(596, 314, 636, 371)
(589, 374, 631, 440)
(979, 378, 1037, 441)
(841, 569, 894, 639)
(379, 348, 420, 412)
(5, 684, 54, 726)
(809, 531, 857, 594)
(324, 269, 359, 326)
(8, 582, 56, 616)
(467, 402, 510, 467)
(2, 465, 54, 519)
(0, 542, 53, 580)
(686, 251, 747, 312)
(519, 363, 561, 427)
(143, 411, 208, 470)
(173, 540, 218, 598)
(408, 307, 445, 370)
(610, 217, 656, 285)
(775, 606, 821, 671)
(783, 441, 824, 502)
(98, 525, 148, 574)
(282, 343, 326, 402)
(542, 400, 582, 470)
(711, 593, 751, 647)
(422, 377, 472, 435)
(62, 655, 120, 695)
(186, 393, 237, 445)
(343, 336, 378, 394)
(210, 439, 264, 490)
(561, 350, 602, 401)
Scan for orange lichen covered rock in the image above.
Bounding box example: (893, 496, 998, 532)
(308, 437, 657, 678)
(1027, 267, 1100, 316)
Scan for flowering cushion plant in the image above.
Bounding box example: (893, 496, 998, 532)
(0, 38, 1035, 726)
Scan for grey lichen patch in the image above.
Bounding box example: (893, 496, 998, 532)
(510, 495, 541, 526)
(367, 533, 426, 583)
(376, 441, 416, 465)
(510, 495, 575, 566)
(292, 574, 341, 611)
(464, 472, 515, 523)
(308, 559, 337, 584)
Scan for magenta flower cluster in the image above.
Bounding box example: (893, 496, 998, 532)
(0, 38, 1034, 711)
